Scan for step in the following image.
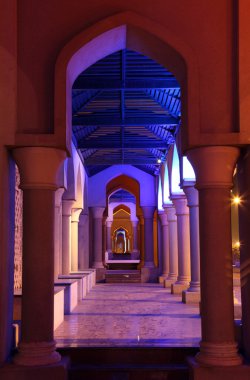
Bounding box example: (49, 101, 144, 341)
(105, 270, 141, 283)
(58, 347, 199, 366)
(69, 364, 189, 380)
(107, 263, 139, 270)
(58, 347, 198, 380)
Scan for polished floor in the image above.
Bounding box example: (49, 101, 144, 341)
(55, 283, 201, 348)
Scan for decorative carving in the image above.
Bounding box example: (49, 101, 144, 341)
(14, 165, 23, 290)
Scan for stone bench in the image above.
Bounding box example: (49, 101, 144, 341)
(58, 274, 88, 299)
(54, 286, 66, 329)
(54, 279, 78, 314)
(71, 269, 96, 291)
(13, 286, 65, 331)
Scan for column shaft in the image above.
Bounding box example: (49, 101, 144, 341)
(54, 189, 64, 280)
(182, 183, 200, 303)
(62, 200, 74, 274)
(132, 221, 138, 252)
(78, 213, 89, 269)
(91, 207, 105, 268)
(158, 211, 169, 283)
(165, 205, 178, 286)
(142, 207, 155, 268)
(12, 147, 66, 366)
(0, 148, 15, 364)
(171, 195, 190, 294)
(71, 208, 82, 272)
(238, 148, 250, 359)
(106, 221, 112, 252)
(22, 190, 55, 343)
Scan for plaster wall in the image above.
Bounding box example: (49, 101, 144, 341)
(14, 0, 247, 151)
(88, 165, 156, 207)
(63, 143, 85, 209)
(108, 201, 137, 222)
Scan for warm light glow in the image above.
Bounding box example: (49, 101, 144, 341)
(157, 158, 162, 164)
(235, 241, 240, 248)
(233, 196, 241, 205)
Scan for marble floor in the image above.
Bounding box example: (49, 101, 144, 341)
(55, 283, 201, 348)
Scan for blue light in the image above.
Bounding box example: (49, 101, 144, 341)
(163, 166, 171, 204)
(183, 156, 196, 180)
(158, 179, 164, 211)
(171, 145, 183, 194)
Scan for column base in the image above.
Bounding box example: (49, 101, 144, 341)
(196, 341, 242, 367)
(158, 275, 168, 284)
(164, 276, 177, 288)
(182, 290, 201, 303)
(187, 356, 249, 380)
(188, 282, 200, 292)
(171, 282, 189, 294)
(92, 261, 104, 269)
(13, 341, 61, 366)
(1, 357, 69, 380)
(141, 267, 158, 282)
(95, 267, 106, 282)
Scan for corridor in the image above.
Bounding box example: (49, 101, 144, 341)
(55, 284, 201, 348)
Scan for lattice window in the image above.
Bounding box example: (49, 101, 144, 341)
(14, 165, 23, 290)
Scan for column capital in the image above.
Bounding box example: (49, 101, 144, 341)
(12, 147, 66, 190)
(90, 206, 105, 219)
(171, 194, 189, 215)
(106, 220, 112, 228)
(182, 181, 198, 207)
(131, 220, 138, 227)
(165, 205, 177, 222)
(55, 188, 65, 208)
(187, 146, 239, 189)
(62, 199, 75, 216)
(141, 206, 155, 219)
(158, 210, 168, 226)
(71, 207, 82, 222)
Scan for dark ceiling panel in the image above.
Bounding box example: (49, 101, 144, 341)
(72, 49, 181, 176)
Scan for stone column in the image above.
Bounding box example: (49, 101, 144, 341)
(164, 204, 178, 288)
(238, 147, 250, 359)
(12, 147, 66, 366)
(158, 210, 169, 284)
(106, 220, 112, 253)
(141, 206, 155, 268)
(0, 147, 15, 365)
(54, 188, 64, 280)
(62, 199, 74, 274)
(139, 215, 144, 265)
(132, 220, 139, 253)
(71, 207, 82, 272)
(182, 181, 200, 303)
(78, 213, 89, 270)
(171, 194, 191, 294)
(188, 146, 242, 367)
(91, 207, 105, 268)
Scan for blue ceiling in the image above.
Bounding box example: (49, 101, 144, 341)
(72, 49, 181, 176)
(109, 189, 136, 204)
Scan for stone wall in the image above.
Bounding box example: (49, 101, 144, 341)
(14, 165, 23, 290)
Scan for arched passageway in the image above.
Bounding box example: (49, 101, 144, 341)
(2, 6, 250, 380)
